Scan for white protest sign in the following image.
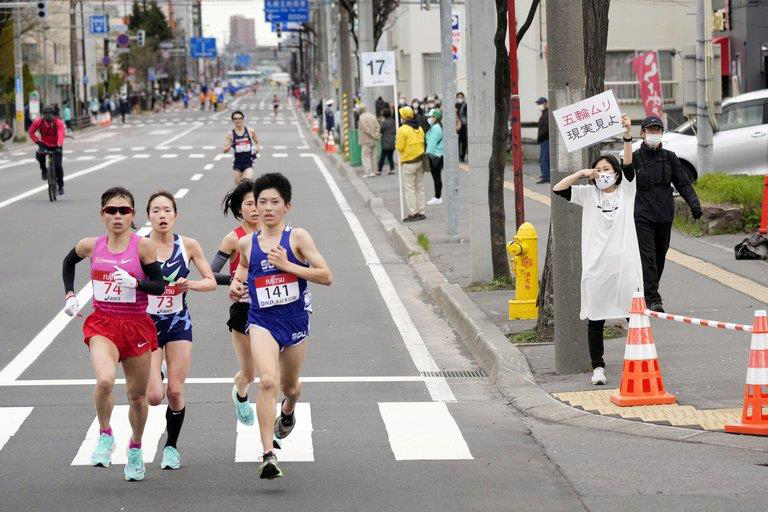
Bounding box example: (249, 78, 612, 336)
(360, 51, 396, 87)
(553, 90, 624, 152)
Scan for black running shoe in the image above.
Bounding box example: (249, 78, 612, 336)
(273, 400, 296, 440)
(649, 302, 664, 313)
(259, 451, 282, 480)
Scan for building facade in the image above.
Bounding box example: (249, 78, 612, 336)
(228, 15, 256, 53)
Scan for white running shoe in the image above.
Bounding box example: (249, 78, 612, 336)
(591, 367, 607, 385)
(426, 197, 443, 206)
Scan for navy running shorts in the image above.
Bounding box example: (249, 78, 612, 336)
(247, 312, 309, 350)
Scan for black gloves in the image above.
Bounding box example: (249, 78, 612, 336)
(691, 206, 703, 220)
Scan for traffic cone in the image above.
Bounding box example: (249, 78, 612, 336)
(610, 292, 677, 406)
(725, 310, 768, 435)
(311, 118, 319, 134)
(324, 132, 336, 153)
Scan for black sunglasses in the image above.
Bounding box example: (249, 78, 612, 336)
(102, 206, 135, 215)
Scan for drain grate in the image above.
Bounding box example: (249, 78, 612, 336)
(421, 369, 488, 378)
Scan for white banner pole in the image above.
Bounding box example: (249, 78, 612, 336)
(392, 77, 404, 221)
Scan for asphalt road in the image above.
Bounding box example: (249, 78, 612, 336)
(0, 89, 766, 511)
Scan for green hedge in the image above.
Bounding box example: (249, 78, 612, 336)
(694, 173, 763, 230)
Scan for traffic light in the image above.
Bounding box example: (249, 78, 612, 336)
(276, 23, 282, 39)
(36, 1, 48, 19)
(137, 29, 145, 47)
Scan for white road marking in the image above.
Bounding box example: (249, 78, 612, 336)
(236, 403, 313, 462)
(107, 148, 122, 152)
(272, 153, 287, 158)
(302, 153, 455, 401)
(155, 122, 202, 149)
(0, 158, 35, 170)
(297, 145, 309, 150)
(174, 188, 189, 198)
(179, 145, 193, 150)
(0, 226, 150, 382)
(63, 149, 73, 154)
(203, 163, 214, 170)
(273, 145, 287, 149)
(214, 153, 231, 161)
(131, 146, 145, 151)
(0, 407, 34, 452)
(75, 156, 95, 161)
(161, 154, 177, 158)
(132, 154, 150, 158)
(149, 129, 172, 135)
(11, 151, 25, 156)
(188, 154, 205, 158)
(0, 157, 127, 211)
(79, 132, 117, 142)
(379, 402, 472, 460)
(1, 376, 431, 387)
(202, 145, 215, 150)
(82, 148, 97, 153)
(191, 173, 203, 181)
(71, 405, 166, 465)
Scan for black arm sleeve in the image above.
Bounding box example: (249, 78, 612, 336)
(621, 163, 635, 182)
(210, 250, 232, 286)
(137, 261, 166, 295)
(553, 186, 572, 201)
(669, 152, 701, 211)
(63, 247, 83, 294)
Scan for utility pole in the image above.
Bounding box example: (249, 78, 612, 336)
(13, 7, 26, 142)
(42, 24, 49, 105)
(339, 6, 354, 160)
(507, 0, 524, 228)
(465, 0, 494, 282)
(357, 0, 375, 113)
(547, 0, 590, 374)
(80, 0, 88, 104)
(440, 0, 458, 239)
(696, 0, 713, 173)
(70, 0, 80, 123)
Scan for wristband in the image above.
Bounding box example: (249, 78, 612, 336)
(622, 137, 632, 142)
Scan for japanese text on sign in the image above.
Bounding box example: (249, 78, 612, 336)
(553, 90, 624, 153)
(632, 51, 664, 118)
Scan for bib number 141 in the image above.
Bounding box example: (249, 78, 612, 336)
(254, 273, 299, 308)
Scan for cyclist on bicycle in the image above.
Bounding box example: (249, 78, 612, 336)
(29, 105, 66, 195)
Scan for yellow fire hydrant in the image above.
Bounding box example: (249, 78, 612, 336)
(507, 222, 539, 320)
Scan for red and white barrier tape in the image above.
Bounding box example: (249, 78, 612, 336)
(643, 309, 752, 332)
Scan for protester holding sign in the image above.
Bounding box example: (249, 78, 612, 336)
(552, 114, 641, 386)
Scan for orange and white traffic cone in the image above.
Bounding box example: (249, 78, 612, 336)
(610, 292, 676, 406)
(311, 118, 319, 134)
(324, 132, 336, 154)
(725, 310, 768, 435)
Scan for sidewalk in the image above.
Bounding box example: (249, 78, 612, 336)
(302, 113, 768, 450)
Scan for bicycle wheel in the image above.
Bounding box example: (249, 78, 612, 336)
(47, 155, 57, 202)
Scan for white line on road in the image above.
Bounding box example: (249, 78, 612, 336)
(161, 153, 177, 158)
(75, 156, 95, 161)
(179, 145, 193, 150)
(0, 157, 127, 210)
(174, 188, 189, 198)
(302, 153, 455, 402)
(0, 226, 150, 383)
(107, 148, 122, 152)
(214, 153, 231, 161)
(237, 403, 313, 462)
(273, 145, 287, 149)
(0, 158, 35, 170)
(191, 173, 203, 181)
(155, 122, 202, 149)
(189, 154, 205, 158)
(0, 407, 34, 452)
(272, 153, 287, 158)
(132, 154, 150, 158)
(0, 376, 430, 387)
(202, 145, 215, 150)
(131, 146, 145, 151)
(203, 163, 214, 170)
(82, 148, 97, 153)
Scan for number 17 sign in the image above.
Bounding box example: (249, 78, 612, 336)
(360, 51, 396, 87)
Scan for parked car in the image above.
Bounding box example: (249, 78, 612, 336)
(637, 89, 768, 180)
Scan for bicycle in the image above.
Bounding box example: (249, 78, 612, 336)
(39, 147, 61, 202)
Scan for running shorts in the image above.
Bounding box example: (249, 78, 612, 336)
(233, 159, 254, 172)
(247, 312, 309, 350)
(154, 314, 193, 348)
(227, 301, 250, 334)
(84, 310, 158, 361)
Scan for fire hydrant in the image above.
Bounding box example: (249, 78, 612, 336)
(507, 222, 539, 320)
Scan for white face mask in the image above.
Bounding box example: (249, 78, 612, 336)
(595, 172, 617, 190)
(412, 103, 420, 109)
(427, 118, 435, 125)
(538, 104, 546, 111)
(398, 99, 406, 106)
(456, 97, 464, 104)
(645, 133, 662, 147)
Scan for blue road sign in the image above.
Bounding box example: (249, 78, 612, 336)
(89, 15, 109, 35)
(271, 22, 302, 33)
(189, 37, 217, 58)
(264, 0, 309, 23)
(234, 54, 252, 68)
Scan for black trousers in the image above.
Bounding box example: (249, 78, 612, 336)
(635, 219, 672, 305)
(36, 149, 64, 188)
(587, 319, 605, 370)
(378, 149, 395, 172)
(428, 155, 443, 198)
(458, 125, 468, 162)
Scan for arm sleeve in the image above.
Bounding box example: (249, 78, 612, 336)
(62, 247, 84, 294)
(569, 184, 591, 207)
(210, 250, 232, 286)
(137, 261, 166, 295)
(621, 163, 635, 182)
(28, 119, 40, 143)
(553, 187, 572, 202)
(669, 153, 701, 211)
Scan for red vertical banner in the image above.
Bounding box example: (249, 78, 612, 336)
(631, 51, 664, 118)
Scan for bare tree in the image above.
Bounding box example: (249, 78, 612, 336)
(337, 0, 400, 52)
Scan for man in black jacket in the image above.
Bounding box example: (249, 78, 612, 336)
(535, 97, 550, 183)
(633, 116, 702, 312)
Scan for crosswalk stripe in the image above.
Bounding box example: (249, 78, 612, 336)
(191, 173, 203, 181)
(272, 153, 287, 158)
(161, 154, 177, 158)
(378, 402, 473, 461)
(189, 154, 205, 158)
(132, 154, 150, 158)
(235, 403, 313, 462)
(0, 407, 33, 452)
(131, 146, 145, 150)
(71, 405, 166, 465)
(203, 163, 214, 170)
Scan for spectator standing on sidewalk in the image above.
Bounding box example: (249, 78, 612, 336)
(425, 108, 444, 205)
(62, 102, 72, 131)
(455, 92, 468, 163)
(633, 116, 702, 313)
(378, 108, 396, 175)
(535, 96, 550, 184)
(119, 96, 129, 124)
(395, 106, 426, 222)
(358, 106, 380, 178)
(375, 96, 386, 118)
(324, 100, 335, 139)
(89, 98, 99, 124)
(552, 114, 641, 386)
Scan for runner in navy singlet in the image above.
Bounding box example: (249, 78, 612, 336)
(222, 110, 260, 185)
(229, 173, 332, 480)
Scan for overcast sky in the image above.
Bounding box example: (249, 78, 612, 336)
(201, 0, 279, 48)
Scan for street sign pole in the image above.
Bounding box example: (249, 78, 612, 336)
(13, 7, 25, 141)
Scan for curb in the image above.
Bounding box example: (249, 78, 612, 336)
(301, 117, 768, 453)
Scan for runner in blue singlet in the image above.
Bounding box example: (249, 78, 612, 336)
(229, 173, 332, 480)
(144, 191, 216, 470)
(222, 110, 260, 185)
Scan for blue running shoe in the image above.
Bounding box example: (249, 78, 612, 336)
(90, 433, 115, 467)
(124, 448, 146, 481)
(231, 385, 254, 426)
(161, 446, 181, 470)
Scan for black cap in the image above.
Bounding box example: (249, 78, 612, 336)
(641, 116, 664, 129)
(535, 96, 548, 105)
